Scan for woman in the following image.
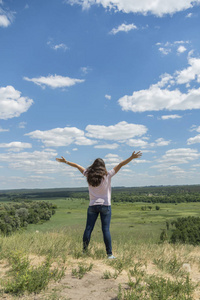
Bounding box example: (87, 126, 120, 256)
(56, 151, 142, 258)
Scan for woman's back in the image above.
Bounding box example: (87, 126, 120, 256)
(83, 169, 115, 206)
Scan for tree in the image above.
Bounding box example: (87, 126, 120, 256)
(15, 208, 29, 226)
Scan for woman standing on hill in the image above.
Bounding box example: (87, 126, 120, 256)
(56, 151, 142, 259)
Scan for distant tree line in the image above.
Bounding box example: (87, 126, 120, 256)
(112, 193, 200, 204)
(160, 216, 200, 245)
(1, 184, 200, 204)
(0, 201, 57, 235)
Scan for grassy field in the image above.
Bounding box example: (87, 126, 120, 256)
(25, 198, 200, 245)
(1, 198, 200, 299)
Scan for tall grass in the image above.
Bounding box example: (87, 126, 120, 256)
(0, 229, 83, 260)
(0, 229, 195, 262)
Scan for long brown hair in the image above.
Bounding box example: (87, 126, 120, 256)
(86, 158, 107, 187)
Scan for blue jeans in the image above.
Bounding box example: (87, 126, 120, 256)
(83, 205, 112, 255)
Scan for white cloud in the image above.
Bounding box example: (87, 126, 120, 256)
(26, 122, 147, 149)
(103, 153, 121, 167)
(110, 23, 137, 35)
(177, 45, 187, 54)
(141, 150, 156, 153)
(155, 148, 200, 166)
(0, 142, 32, 151)
(94, 143, 119, 149)
(0, 14, 10, 27)
(47, 40, 69, 51)
(105, 94, 111, 100)
(103, 153, 149, 170)
(193, 163, 200, 167)
(164, 165, 186, 174)
(132, 159, 150, 164)
(86, 121, 147, 140)
(18, 122, 27, 129)
(24, 74, 84, 89)
(187, 126, 200, 144)
(52, 43, 68, 51)
(0, 149, 82, 178)
(186, 12, 193, 17)
(117, 55, 200, 114)
(187, 135, 200, 144)
(0, 175, 55, 188)
(75, 136, 97, 145)
(118, 82, 200, 112)
(0, 7, 14, 27)
(65, 0, 200, 17)
(25, 126, 96, 147)
(151, 148, 200, 179)
(127, 137, 170, 148)
(176, 57, 200, 84)
(174, 40, 189, 44)
(29, 175, 54, 180)
(104, 154, 120, 158)
(151, 138, 171, 147)
(80, 66, 92, 75)
(156, 73, 174, 88)
(128, 56, 200, 114)
(120, 168, 132, 173)
(158, 47, 171, 55)
(161, 114, 182, 120)
(126, 139, 148, 148)
(157, 40, 189, 56)
(0, 149, 60, 174)
(0, 127, 9, 132)
(0, 86, 33, 120)
(189, 125, 200, 132)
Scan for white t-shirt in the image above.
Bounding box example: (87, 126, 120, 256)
(83, 169, 116, 206)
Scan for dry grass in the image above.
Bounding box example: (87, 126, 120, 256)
(0, 230, 200, 299)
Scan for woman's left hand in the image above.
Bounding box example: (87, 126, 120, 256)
(56, 156, 67, 163)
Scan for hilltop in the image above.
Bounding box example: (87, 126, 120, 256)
(0, 231, 200, 299)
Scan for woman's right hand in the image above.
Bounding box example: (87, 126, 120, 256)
(131, 151, 142, 159)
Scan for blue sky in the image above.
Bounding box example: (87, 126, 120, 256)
(1, 0, 200, 189)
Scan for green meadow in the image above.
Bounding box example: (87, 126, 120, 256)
(25, 198, 200, 245)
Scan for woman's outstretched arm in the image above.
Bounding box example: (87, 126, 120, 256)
(56, 156, 85, 174)
(113, 151, 142, 174)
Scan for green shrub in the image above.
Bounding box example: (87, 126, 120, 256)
(153, 255, 183, 276)
(71, 263, 93, 279)
(118, 274, 195, 300)
(1, 251, 65, 295)
(170, 217, 200, 245)
(102, 270, 112, 279)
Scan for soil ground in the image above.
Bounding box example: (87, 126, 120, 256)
(1, 254, 200, 300)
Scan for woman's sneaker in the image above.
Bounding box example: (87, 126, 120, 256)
(107, 254, 116, 259)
